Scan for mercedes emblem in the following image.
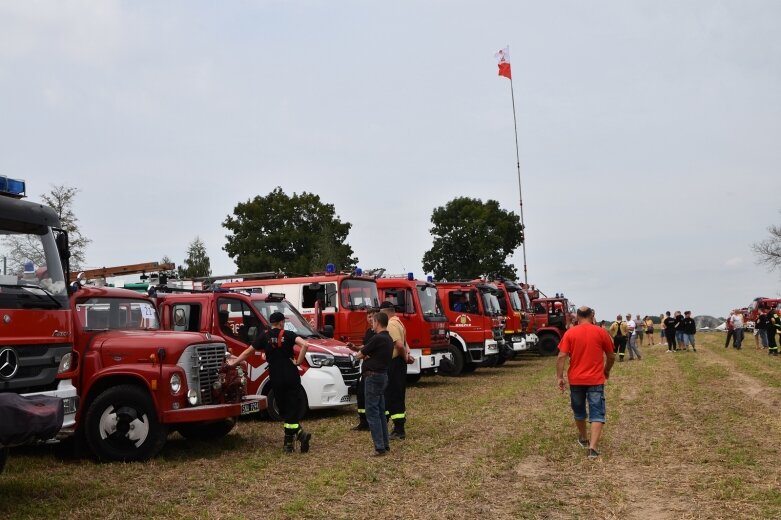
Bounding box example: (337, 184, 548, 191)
(0, 348, 19, 380)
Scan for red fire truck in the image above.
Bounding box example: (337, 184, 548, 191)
(0, 176, 79, 435)
(154, 288, 359, 420)
(375, 274, 451, 382)
(68, 284, 263, 461)
(493, 279, 538, 354)
(745, 297, 781, 329)
(435, 281, 503, 374)
(525, 291, 574, 356)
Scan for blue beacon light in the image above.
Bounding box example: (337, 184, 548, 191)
(325, 263, 335, 274)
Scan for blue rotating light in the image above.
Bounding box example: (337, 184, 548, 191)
(0, 176, 26, 198)
(355, 267, 363, 276)
(426, 275, 434, 283)
(325, 263, 336, 274)
(407, 272, 414, 281)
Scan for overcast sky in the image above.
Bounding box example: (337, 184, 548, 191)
(1, 1, 779, 319)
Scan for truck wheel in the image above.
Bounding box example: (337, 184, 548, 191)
(495, 355, 507, 366)
(537, 334, 560, 356)
(406, 373, 422, 384)
(0, 447, 7, 473)
(443, 344, 465, 376)
(84, 384, 168, 462)
(266, 387, 308, 422)
(177, 418, 236, 441)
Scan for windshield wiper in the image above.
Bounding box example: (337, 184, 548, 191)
(0, 283, 63, 308)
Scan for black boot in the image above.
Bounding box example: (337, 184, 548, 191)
(389, 418, 406, 440)
(296, 428, 312, 453)
(351, 413, 369, 431)
(283, 432, 295, 453)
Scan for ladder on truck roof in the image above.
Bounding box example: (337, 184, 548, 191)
(71, 261, 175, 283)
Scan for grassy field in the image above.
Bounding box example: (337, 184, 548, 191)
(2, 332, 781, 519)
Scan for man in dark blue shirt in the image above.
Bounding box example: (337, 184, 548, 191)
(355, 311, 394, 456)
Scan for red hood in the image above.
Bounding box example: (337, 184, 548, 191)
(305, 337, 353, 357)
(91, 330, 224, 363)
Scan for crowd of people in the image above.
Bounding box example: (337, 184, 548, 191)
(724, 308, 781, 355)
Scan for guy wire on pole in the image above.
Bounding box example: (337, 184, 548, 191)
(508, 73, 528, 284)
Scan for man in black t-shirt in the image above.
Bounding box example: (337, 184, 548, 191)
(663, 311, 678, 352)
(229, 311, 312, 453)
(355, 311, 394, 456)
(348, 309, 378, 431)
(682, 311, 697, 352)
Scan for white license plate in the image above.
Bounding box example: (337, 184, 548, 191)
(241, 401, 260, 415)
(514, 342, 529, 351)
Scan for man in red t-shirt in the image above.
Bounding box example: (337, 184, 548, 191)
(556, 306, 616, 459)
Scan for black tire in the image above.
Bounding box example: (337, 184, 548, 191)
(84, 384, 168, 462)
(0, 447, 7, 473)
(177, 418, 236, 441)
(266, 387, 308, 422)
(443, 344, 465, 376)
(406, 373, 422, 384)
(462, 362, 478, 373)
(538, 334, 560, 356)
(495, 355, 507, 366)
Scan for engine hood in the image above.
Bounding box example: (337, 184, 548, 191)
(92, 330, 222, 362)
(305, 337, 353, 357)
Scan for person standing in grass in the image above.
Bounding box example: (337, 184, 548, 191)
(556, 306, 616, 460)
(608, 315, 628, 362)
(635, 315, 644, 346)
(626, 313, 642, 360)
(644, 316, 655, 347)
(756, 307, 770, 352)
(724, 311, 735, 348)
(348, 309, 378, 431)
(354, 310, 394, 456)
(732, 311, 745, 350)
(659, 314, 665, 345)
(664, 311, 678, 352)
(682, 311, 697, 352)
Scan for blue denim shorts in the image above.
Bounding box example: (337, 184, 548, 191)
(570, 385, 606, 423)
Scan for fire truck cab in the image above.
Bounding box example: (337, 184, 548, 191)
(0, 176, 79, 435)
(527, 294, 573, 356)
(435, 281, 503, 375)
(155, 288, 359, 420)
(493, 279, 538, 354)
(376, 274, 452, 382)
(69, 285, 262, 461)
(745, 297, 781, 329)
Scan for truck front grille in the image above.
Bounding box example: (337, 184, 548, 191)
(193, 343, 225, 405)
(0, 344, 72, 395)
(333, 355, 360, 387)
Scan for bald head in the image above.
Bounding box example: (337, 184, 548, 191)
(576, 306, 593, 323)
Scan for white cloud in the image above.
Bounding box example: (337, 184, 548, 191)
(725, 257, 744, 268)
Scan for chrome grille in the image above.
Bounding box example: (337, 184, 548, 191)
(194, 343, 226, 405)
(333, 355, 360, 387)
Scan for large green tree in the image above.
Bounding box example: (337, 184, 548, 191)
(177, 237, 212, 278)
(223, 187, 357, 274)
(422, 197, 523, 280)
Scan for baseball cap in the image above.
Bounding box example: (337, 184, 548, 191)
(268, 311, 286, 324)
(380, 301, 395, 309)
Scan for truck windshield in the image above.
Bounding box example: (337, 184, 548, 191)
(0, 225, 68, 309)
(76, 298, 160, 330)
(252, 300, 319, 338)
(418, 285, 444, 317)
(480, 291, 502, 316)
(521, 291, 531, 311)
(508, 290, 522, 312)
(340, 279, 379, 310)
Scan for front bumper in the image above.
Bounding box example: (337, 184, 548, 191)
(417, 350, 453, 372)
(484, 339, 499, 355)
(302, 366, 356, 410)
(161, 395, 266, 424)
(23, 379, 79, 430)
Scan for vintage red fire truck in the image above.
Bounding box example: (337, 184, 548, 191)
(435, 281, 503, 374)
(154, 288, 359, 420)
(0, 177, 79, 435)
(68, 284, 262, 461)
(493, 279, 538, 355)
(524, 290, 574, 356)
(375, 274, 451, 381)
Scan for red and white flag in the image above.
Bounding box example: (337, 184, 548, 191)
(495, 46, 512, 79)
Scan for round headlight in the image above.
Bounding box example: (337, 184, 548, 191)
(187, 389, 198, 406)
(57, 353, 73, 374)
(170, 373, 182, 394)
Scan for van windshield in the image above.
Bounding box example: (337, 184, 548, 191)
(253, 300, 318, 337)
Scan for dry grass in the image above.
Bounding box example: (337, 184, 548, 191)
(2, 333, 781, 519)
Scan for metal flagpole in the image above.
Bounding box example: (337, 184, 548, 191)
(508, 73, 528, 284)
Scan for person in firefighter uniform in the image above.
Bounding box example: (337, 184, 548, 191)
(380, 301, 414, 440)
(349, 309, 378, 431)
(229, 311, 312, 453)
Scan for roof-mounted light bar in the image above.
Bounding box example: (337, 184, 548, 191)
(0, 175, 26, 198)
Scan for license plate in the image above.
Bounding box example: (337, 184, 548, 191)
(514, 342, 529, 351)
(241, 401, 260, 415)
